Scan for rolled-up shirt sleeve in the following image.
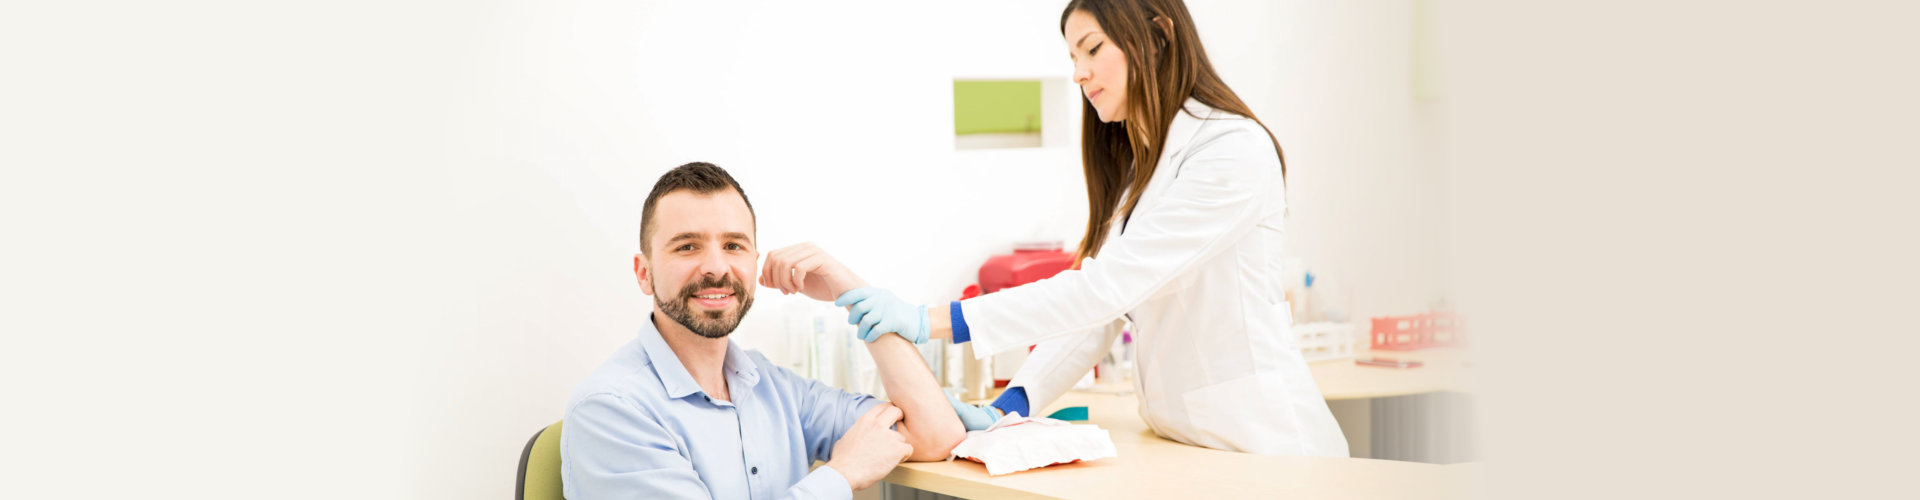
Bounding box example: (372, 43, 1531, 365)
(769, 364, 881, 465)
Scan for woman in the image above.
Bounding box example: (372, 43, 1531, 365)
(768, 0, 1346, 456)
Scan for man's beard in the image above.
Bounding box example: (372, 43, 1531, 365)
(655, 275, 754, 339)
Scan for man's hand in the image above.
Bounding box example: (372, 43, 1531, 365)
(825, 404, 912, 491)
(760, 243, 867, 302)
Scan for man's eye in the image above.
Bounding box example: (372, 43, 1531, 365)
(726, 243, 745, 250)
(677, 244, 696, 251)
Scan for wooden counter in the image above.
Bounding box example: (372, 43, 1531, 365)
(881, 390, 1477, 499)
(1311, 348, 1475, 400)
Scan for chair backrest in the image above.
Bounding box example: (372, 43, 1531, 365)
(517, 421, 565, 500)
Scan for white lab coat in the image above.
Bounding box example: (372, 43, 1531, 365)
(965, 99, 1349, 456)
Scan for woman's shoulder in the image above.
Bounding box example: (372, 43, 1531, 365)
(1179, 107, 1268, 149)
(1170, 100, 1257, 141)
(1167, 100, 1280, 172)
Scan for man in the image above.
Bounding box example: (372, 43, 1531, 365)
(562, 162, 963, 499)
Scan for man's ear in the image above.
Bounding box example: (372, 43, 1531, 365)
(634, 253, 654, 296)
(751, 248, 762, 285)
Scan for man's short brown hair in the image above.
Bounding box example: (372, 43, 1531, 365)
(639, 162, 755, 255)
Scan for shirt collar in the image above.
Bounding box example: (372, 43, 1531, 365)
(635, 314, 761, 400)
(722, 339, 761, 389)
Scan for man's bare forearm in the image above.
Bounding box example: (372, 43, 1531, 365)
(865, 334, 965, 461)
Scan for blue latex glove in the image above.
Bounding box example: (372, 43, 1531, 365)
(834, 288, 930, 344)
(945, 392, 1005, 431)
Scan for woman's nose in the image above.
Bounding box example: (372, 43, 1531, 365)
(1072, 63, 1091, 84)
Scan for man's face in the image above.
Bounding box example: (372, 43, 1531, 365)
(635, 189, 758, 338)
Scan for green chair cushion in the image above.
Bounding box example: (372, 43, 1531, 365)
(519, 421, 565, 500)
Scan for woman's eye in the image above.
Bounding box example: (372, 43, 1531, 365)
(1090, 42, 1102, 55)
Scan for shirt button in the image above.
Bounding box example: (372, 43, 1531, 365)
(751, 466, 758, 474)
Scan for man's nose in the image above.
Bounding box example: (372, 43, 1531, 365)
(697, 248, 731, 281)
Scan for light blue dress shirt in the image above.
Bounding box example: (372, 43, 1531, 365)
(561, 317, 880, 500)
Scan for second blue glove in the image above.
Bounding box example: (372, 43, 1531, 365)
(944, 392, 1004, 431)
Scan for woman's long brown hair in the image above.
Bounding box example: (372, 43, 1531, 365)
(1062, 0, 1286, 262)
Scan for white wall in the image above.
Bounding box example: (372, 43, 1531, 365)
(4, 1, 1443, 498)
(1193, 0, 1448, 319)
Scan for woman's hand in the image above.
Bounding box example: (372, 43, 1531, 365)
(835, 288, 930, 344)
(759, 242, 867, 302)
(945, 392, 1004, 431)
